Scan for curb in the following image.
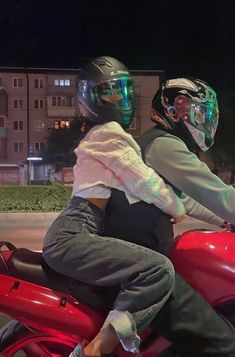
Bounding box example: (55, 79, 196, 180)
(0, 212, 59, 222)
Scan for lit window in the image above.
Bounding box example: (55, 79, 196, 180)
(54, 121, 60, 129)
(54, 79, 71, 87)
(61, 120, 70, 128)
(53, 120, 70, 129)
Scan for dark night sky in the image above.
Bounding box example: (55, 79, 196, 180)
(0, 0, 234, 91)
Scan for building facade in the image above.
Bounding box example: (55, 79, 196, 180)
(0, 67, 164, 184)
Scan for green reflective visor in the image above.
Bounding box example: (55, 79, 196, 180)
(189, 100, 219, 138)
(91, 78, 134, 110)
(175, 95, 219, 139)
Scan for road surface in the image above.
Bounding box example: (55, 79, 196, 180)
(0, 214, 222, 250)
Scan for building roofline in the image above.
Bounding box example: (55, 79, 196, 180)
(0, 66, 165, 76)
(0, 67, 81, 74)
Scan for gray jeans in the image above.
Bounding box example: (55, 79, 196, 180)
(42, 196, 175, 352)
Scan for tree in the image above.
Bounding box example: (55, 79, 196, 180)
(43, 117, 84, 171)
(210, 91, 235, 184)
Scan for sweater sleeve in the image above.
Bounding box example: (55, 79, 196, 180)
(77, 128, 185, 217)
(180, 193, 225, 227)
(145, 134, 235, 225)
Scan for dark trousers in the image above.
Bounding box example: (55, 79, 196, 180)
(153, 273, 235, 357)
(42, 196, 175, 352)
(104, 190, 235, 356)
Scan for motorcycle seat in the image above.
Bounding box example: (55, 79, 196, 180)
(7, 247, 117, 310)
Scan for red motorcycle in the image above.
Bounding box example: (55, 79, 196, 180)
(0, 229, 234, 356)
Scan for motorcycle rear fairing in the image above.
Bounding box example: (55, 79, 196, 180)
(0, 244, 111, 341)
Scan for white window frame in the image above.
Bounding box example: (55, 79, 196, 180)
(13, 120, 24, 130)
(35, 142, 44, 152)
(13, 99, 23, 109)
(34, 99, 44, 109)
(52, 95, 74, 107)
(12, 77, 23, 88)
(13, 142, 23, 152)
(34, 78, 44, 88)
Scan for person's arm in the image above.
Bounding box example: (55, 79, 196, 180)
(76, 123, 185, 218)
(180, 193, 225, 227)
(145, 134, 235, 225)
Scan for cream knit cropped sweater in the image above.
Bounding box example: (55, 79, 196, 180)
(72, 121, 185, 218)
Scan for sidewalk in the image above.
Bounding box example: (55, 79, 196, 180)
(0, 212, 59, 223)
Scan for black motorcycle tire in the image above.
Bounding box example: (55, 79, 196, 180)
(216, 300, 235, 327)
(0, 319, 74, 356)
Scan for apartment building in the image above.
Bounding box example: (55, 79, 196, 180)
(0, 67, 163, 184)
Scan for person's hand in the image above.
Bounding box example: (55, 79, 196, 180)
(220, 221, 235, 232)
(170, 215, 185, 224)
(230, 224, 235, 232)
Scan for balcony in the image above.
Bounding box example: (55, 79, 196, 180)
(47, 95, 75, 117)
(47, 85, 75, 95)
(47, 107, 76, 118)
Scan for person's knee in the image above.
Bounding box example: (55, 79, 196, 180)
(148, 254, 175, 293)
(155, 255, 175, 286)
(162, 259, 175, 292)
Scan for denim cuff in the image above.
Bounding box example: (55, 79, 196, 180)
(101, 310, 141, 353)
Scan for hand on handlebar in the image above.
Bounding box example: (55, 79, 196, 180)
(220, 221, 235, 232)
(229, 223, 235, 232)
(170, 215, 185, 224)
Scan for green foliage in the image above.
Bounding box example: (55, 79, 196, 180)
(210, 91, 235, 169)
(0, 183, 72, 212)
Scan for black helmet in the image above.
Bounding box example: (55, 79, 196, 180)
(152, 78, 219, 151)
(77, 56, 134, 129)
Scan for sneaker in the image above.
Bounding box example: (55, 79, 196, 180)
(69, 343, 82, 357)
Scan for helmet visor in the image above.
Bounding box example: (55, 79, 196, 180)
(175, 96, 219, 140)
(91, 77, 134, 111)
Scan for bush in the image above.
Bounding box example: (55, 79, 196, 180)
(0, 183, 72, 212)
